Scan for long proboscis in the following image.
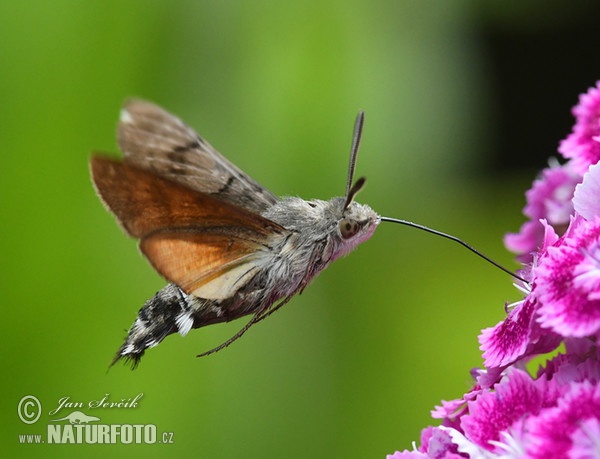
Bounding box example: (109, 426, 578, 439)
(380, 216, 527, 283)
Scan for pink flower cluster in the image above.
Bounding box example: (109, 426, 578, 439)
(388, 82, 600, 458)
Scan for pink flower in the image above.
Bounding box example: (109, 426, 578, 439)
(559, 81, 600, 173)
(524, 162, 580, 224)
(505, 162, 580, 262)
(387, 82, 600, 459)
(535, 216, 600, 337)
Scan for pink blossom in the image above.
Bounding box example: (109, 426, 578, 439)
(387, 83, 600, 459)
(535, 216, 600, 337)
(559, 81, 600, 173)
(505, 162, 580, 262)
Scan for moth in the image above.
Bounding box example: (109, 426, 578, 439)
(91, 100, 522, 368)
(91, 100, 381, 367)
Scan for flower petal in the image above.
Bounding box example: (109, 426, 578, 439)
(574, 161, 600, 220)
(526, 381, 600, 459)
(559, 81, 600, 173)
(479, 297, 536, 368)
(461, 369, 543, 450)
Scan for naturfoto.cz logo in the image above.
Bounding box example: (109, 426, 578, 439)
(17, 394, 174, 445)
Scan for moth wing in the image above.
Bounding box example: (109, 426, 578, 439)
(90, 155, 285, 239)
(118, 99, 277, 214)
(140, 232, 265, 300)
(90, 156, 287, 298)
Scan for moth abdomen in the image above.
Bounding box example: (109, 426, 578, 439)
(113, 283, 225, 368)
(112, 278, 276, 368)
(112, 284, 179, 367)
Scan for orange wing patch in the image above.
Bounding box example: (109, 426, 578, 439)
(141, 232, 265, 299)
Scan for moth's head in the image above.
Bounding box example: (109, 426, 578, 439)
(330, 178, 380, 260)
(338, 199, 379, 244)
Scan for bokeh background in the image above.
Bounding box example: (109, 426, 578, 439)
(3, 1, 600, 458)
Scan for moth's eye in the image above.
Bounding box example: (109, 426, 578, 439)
(339, 218, 360, 239)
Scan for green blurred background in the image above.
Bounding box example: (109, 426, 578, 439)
(3, 1, 600, 458)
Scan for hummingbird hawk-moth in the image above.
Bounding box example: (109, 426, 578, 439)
(91, 100, 379, 367)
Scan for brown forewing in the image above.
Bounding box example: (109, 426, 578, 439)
(90, 155, 286, 293)
(117, 99, 278, 214)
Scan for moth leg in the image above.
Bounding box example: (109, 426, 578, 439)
(195, 314, 262, 358)
(196, 295, 295, 358)
(253, 296, 292, 324)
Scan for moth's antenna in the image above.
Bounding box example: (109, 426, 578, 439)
(345, 111, 365, 198)
(344, 177, 367, 210)
(380, 216, 527, 283)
